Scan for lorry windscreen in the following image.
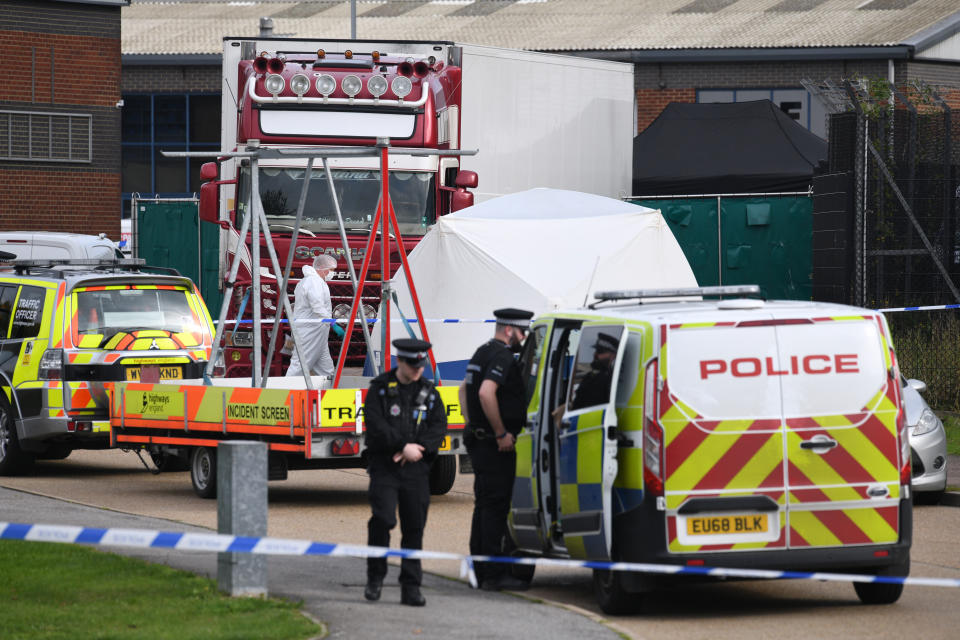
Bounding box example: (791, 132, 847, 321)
(238, 167, 436, 237)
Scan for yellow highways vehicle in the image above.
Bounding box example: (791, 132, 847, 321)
(0, 258, 216, 475)
(507, 285, 911, 614)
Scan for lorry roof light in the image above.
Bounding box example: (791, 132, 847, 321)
(344, 49, 353, 59)
(264, 73, 285, 96)
(391, 75, 412, 99)
(341, 74, 361, 97)
(372, 50, 380, 62)
(367, 75, 388, 98)
(317, 48, 325, 59)
(290, 73, 310, 96)
(316, 74, 336, 96)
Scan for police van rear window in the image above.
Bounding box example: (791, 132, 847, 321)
(666, 319, 886, 421)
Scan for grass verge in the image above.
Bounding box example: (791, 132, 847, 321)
(0, 540, 323, 640)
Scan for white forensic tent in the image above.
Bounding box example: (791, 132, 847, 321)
(375, 188, 697, 380)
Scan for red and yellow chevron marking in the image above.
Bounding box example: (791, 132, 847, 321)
(67, 382, 96, 411)
(659, 314, 901, 553)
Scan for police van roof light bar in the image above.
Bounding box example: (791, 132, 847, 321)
(592, 285, 762, 306)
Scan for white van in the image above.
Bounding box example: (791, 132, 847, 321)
(508, 285, 911, 613)
(0, 232, 123, 261)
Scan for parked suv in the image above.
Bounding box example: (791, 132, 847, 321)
(0, 258, 217, 474)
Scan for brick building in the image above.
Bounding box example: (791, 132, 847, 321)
(120, 0, 960, 208)
(0, 0, 127, 238)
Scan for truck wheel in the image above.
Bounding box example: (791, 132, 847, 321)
(854, 558, 908, 605)
(190, 447, 217, 499)
(428, 455, 457, 495)
(592, 568, 641, 615)
(0, 397, 34, 476)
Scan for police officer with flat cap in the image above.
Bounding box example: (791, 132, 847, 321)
(458, 307, 534, 591)
(570, 331, 619, 410)
(363, 338, 447, 607)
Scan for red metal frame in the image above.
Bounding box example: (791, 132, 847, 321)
(332, 144, 438, 387)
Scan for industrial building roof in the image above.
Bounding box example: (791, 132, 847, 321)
(122, 0, 960, 58)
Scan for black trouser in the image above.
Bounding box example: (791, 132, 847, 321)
(366, 461, 431, 586)
(466, 436, 516, 584)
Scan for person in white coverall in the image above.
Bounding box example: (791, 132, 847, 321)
(286, 254, 338, 377)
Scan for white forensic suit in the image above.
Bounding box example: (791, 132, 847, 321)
(286, 265, 335, 377)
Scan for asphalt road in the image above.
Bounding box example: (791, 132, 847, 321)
(2, 450, 959, 640)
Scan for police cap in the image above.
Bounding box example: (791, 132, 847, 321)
(593, 332, 619, 353)
(493, 308, 534, 329)
(393, 338, 431, 367)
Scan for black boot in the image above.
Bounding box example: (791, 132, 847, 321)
(400, 585, 426, 606)
(364, 577, 383, 601)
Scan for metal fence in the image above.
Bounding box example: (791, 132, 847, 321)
(819, 80, 960, 409)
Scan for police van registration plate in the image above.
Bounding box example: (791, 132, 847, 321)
(686, 513, 769, 536)
(125, 366, 183, 381)
(438, 436, 451, 452)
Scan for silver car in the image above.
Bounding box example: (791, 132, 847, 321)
(902, 377, 948, 504)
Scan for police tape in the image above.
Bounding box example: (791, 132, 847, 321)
(877, 304, 960, 313)
(3, 521, 959, 590)
(215, 318, 497, 325)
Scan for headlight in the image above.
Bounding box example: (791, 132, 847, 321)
(290, 73, 310, 96)
(911, 408, 941, 437)
(264, 74, 285, 95)
(367, 75, 388, 98)
(362, 304, 377, 320)
(341, 74, 362, 97)
(391, 75, 412, 99)
(316, 74, 337, 96)
(332, 303, 351, 319)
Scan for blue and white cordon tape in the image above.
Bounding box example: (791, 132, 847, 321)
(218, 305, 960, 325)
(877, 304, 960, 313)
(2, 522, 958, 590)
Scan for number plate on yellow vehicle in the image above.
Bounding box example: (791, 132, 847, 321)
(438, 436, 451, 452)
(686, 513, 769, 536)
(125, 366, 183, 381)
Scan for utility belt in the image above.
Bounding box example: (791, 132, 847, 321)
(465, 424, 517, 442)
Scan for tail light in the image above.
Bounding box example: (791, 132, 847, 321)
(213, 352, 225, 378)
(39, 348, 63, 380)
(897, 402, 911, 487)
(413, 60, 429, 77)
(642, 360, 664, 496)
(253, 55, 269, 74)
(267, 56, 285, 74)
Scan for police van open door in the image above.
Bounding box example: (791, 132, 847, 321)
(556, 323, 628, 560)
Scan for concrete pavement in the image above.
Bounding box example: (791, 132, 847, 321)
(0, 486, 621, 640)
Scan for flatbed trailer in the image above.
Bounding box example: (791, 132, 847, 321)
(107, 378, 465, 498)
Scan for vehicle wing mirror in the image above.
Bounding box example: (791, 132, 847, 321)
(454, 170, 478, 189)
(199, 162, 219, 181)
(907, 378, 928, 393)
(198, 181, 219, 223)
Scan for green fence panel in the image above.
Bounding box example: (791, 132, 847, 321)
(631, 195, 811, 300)
(136, 199, 223, 316)
(634, 198, 720, 287)
(720, 196, 811, 300)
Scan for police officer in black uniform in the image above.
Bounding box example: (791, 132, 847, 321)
(458, 308, 534, 591)
(570, 332, 619, 410)
(363, 338, 447, 607)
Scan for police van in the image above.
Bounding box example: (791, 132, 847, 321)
(508, 285, 911, 614)
(0, 258, 216, 474)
